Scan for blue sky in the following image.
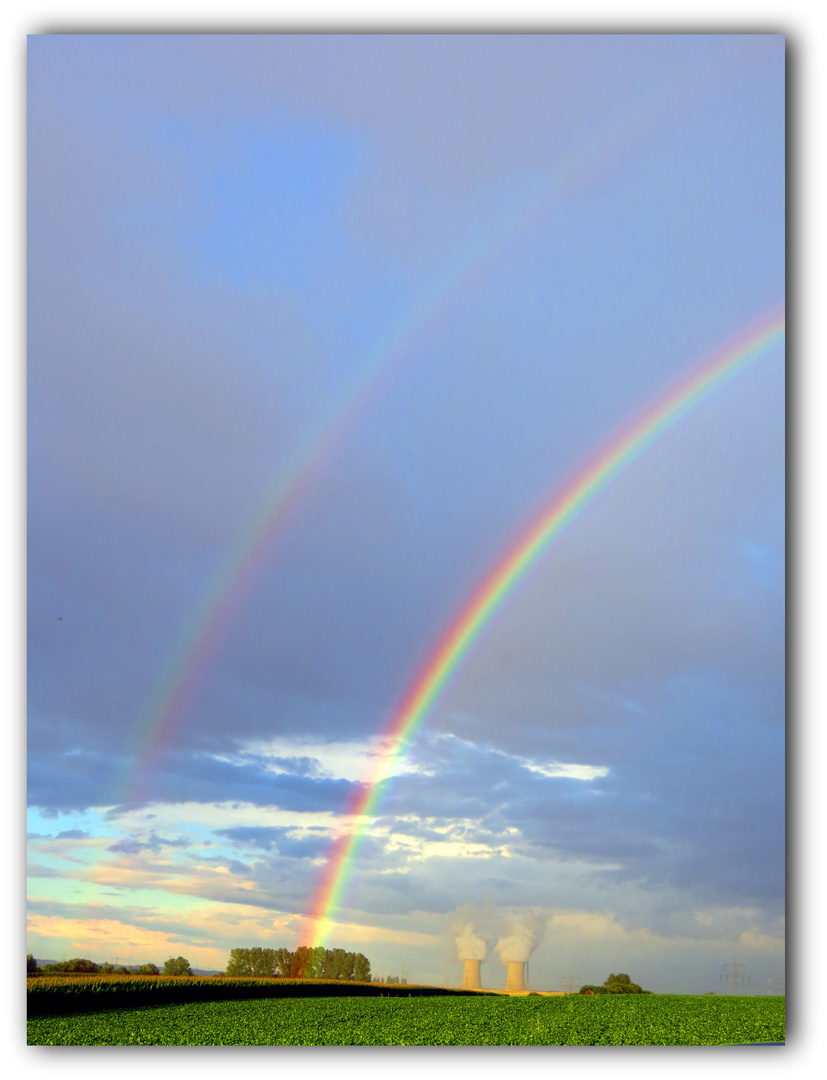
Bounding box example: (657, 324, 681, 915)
(27, 33, 784, 992)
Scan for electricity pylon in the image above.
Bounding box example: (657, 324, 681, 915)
(721, 958, 750, 994)
(560, 971, 580, 993)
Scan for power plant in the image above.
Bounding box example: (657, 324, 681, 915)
(455, 920, 489, 989)
(453, 907, 548, 993)
(504, 961, 527, 992)
(461, 958, 483, 990)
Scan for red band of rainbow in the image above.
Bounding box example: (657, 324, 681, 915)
(303, 306, 785, 946)
(120, 55, 720, 806)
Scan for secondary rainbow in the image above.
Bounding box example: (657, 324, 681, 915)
(121, 60, 711, 805)
(303, 306, 785, 947)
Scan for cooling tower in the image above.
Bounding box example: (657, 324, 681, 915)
(462, 959, 482, 990)
(505, 961, 526, 992)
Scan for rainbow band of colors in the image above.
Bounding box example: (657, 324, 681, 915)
(123, 53, 720, 804)
(304, 307, 785, 947)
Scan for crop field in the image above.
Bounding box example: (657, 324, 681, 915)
(25, 975, 474, 1015)
(27, 992, 785, 1046)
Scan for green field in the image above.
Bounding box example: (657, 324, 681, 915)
(27, 992, 785, 1046)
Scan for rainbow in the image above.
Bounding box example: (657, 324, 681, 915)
(303, 306, 785, 946)
(121, 57, 715, 805)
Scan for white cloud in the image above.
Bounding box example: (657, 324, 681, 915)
(384, 833, 514, 863)
(230, 735, 427, 783)
(426, 730, 609, 783)
(519, 759, 609, 782)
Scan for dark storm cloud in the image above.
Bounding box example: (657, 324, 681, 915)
(28, 35, 783, 775)
(28, 743, 126, 812)
(440, 368, 784, 742)
(26, 79, 326, 754)
(131, 754, 362, 814)
(214, 826, 330, 860)
(28, 742, 362, 815)
(336, 724, 782, 918)
(27, 35, 784, 953)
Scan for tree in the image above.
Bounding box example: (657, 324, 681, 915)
(163, 956, 193, 977)
(290, 945, 311, 978)
(250, 947, 279, 978)
(602, 972, 646, 994)
(273, 948, 293, 977)
(225, 948, 252, 977)
(27, 954, 37, 973)
(305, 945, 326, 980)
(138, 963, 160, 975)
(323, 948, 348, 980)
(223, 944, 374, 982)
(54, 958, 100, 973)
(39, 957, 101, 973)
(225, 946, 280, 978)
(353, 953, 371, 983)
(72, 958, 100, 972)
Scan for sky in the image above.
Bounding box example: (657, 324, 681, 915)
(26, 32, 785, 994)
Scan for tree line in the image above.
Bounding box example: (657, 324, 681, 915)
(224, 945, 370, 981)
(27, 954, 191, 976)
(27, 947, 372, 981)
(579, 973, 651, 994)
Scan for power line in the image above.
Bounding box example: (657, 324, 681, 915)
(560, 971, 580, 994)
(721, 957, 750, 994)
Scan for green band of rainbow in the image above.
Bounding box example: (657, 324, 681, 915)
(303, 307, 785, 946)
(120, 55, 721, 806)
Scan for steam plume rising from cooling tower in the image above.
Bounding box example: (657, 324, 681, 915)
(450, 904, 496, 989)
(450, 903, 496, 960)
(454, 922, 488, 961)
(495, 910, 548, 963)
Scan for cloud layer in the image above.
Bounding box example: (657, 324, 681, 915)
(27, 34, 784, 990)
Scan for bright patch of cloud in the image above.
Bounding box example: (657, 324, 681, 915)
(549, 908, 785, 953)
(519, 759, 609, 781)
(691, 906, 785, 945)
(27, 913, 189, 955)
(233, 735, 425, 783)
(426, 731, 608, 782)
(301, 917, 442, 947)
(739, 930, 784, 952)
(549, 910, 649, 943)
(383, 833, 513, 862)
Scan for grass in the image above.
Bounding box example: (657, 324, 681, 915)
(27, 991, 785, 1046)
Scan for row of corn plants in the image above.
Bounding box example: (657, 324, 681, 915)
(27, 974, 489, 1016)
